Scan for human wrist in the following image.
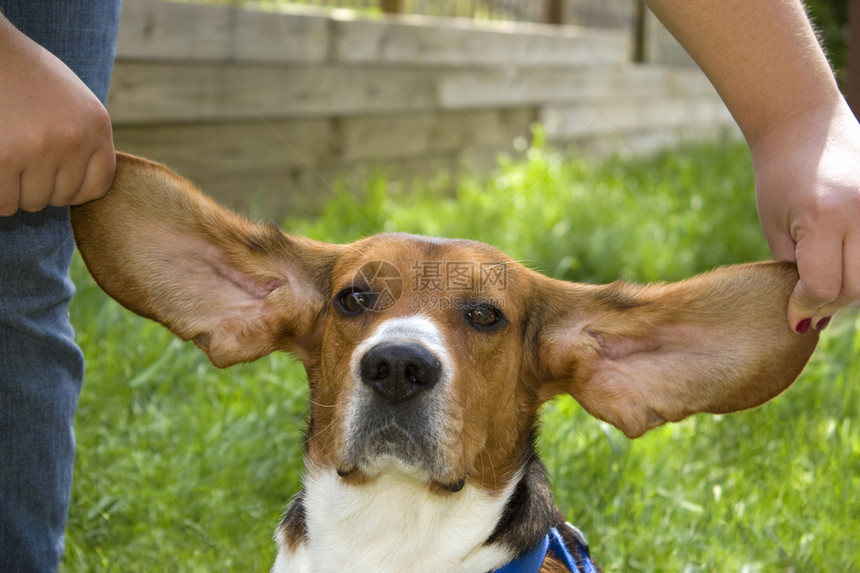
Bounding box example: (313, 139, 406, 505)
(747, 97, 856, 171)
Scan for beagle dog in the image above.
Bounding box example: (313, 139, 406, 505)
(70, 153, 818, 572)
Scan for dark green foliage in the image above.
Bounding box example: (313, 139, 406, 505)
(804, 0, 849, 86)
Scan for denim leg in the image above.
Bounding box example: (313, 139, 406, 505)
(0, 2, 121, 571)
(0, 210, 86, 572)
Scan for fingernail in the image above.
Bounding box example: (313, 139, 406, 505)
(795, 318, 812, 334)
(815, 316, 832, 331)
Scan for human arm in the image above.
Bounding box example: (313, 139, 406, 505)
(644, 0, 860, 332)
(0, 11, 115, 216)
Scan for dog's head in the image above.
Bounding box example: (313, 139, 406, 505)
(71, 153, 819, 494)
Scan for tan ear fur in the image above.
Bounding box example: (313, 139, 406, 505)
(536, 262, 818, 438)
(71, 152, 345, 367)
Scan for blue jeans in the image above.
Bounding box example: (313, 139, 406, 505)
(0, 2, 120, 571)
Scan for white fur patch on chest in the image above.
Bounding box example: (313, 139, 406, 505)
(275, 469, 518, 573)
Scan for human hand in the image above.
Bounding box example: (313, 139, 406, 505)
(753, 102, 860, 333)
(0, 15, 115, 217)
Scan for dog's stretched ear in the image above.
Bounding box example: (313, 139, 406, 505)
(71, 152, 345, 368)
(535, 263, 819, 438)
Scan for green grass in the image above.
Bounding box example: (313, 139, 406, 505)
(65, 138, 860, 571)
(290, 131, 769, 284)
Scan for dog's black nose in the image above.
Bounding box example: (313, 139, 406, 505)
(359, 342, 441, 404)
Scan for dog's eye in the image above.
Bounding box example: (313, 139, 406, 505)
(465, 304, 505, 330)
(335, 288, 373, 316)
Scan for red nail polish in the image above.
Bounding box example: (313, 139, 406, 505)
(815, 316, 831, 331)
(795, 318, 812, 334)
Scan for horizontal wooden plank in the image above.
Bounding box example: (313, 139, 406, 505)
(114, 109, 534, 173)
(118, 0, 628, 67)
(330, 13, 629, 67)
(429, 108, 536, 150)
(541, 96, 734, 140)
(116, 0, 329, 63)
(108, 60, 717, 124)
(334, 108, 535, 162)
(107, 63, 439, 123)
(113, 119, 333, 174)
(438, 65, 717, 110)
(573, 124, 742, 157)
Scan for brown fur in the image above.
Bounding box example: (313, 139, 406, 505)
(71, 153, 819, 569)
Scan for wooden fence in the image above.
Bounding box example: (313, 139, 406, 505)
(108, 0, 737, 217)
(217, 0, 689, 63)
(266, 0, 625, 27)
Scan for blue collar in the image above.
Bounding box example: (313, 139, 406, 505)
(492, 524, 597, 573)
(492, 530, 550, 573)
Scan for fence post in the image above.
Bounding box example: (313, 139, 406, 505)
(547, 0, 566, 25)
(850, 0, 860, 120)
(380, 0, 403, 14)
(633, 0, 647, 63)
